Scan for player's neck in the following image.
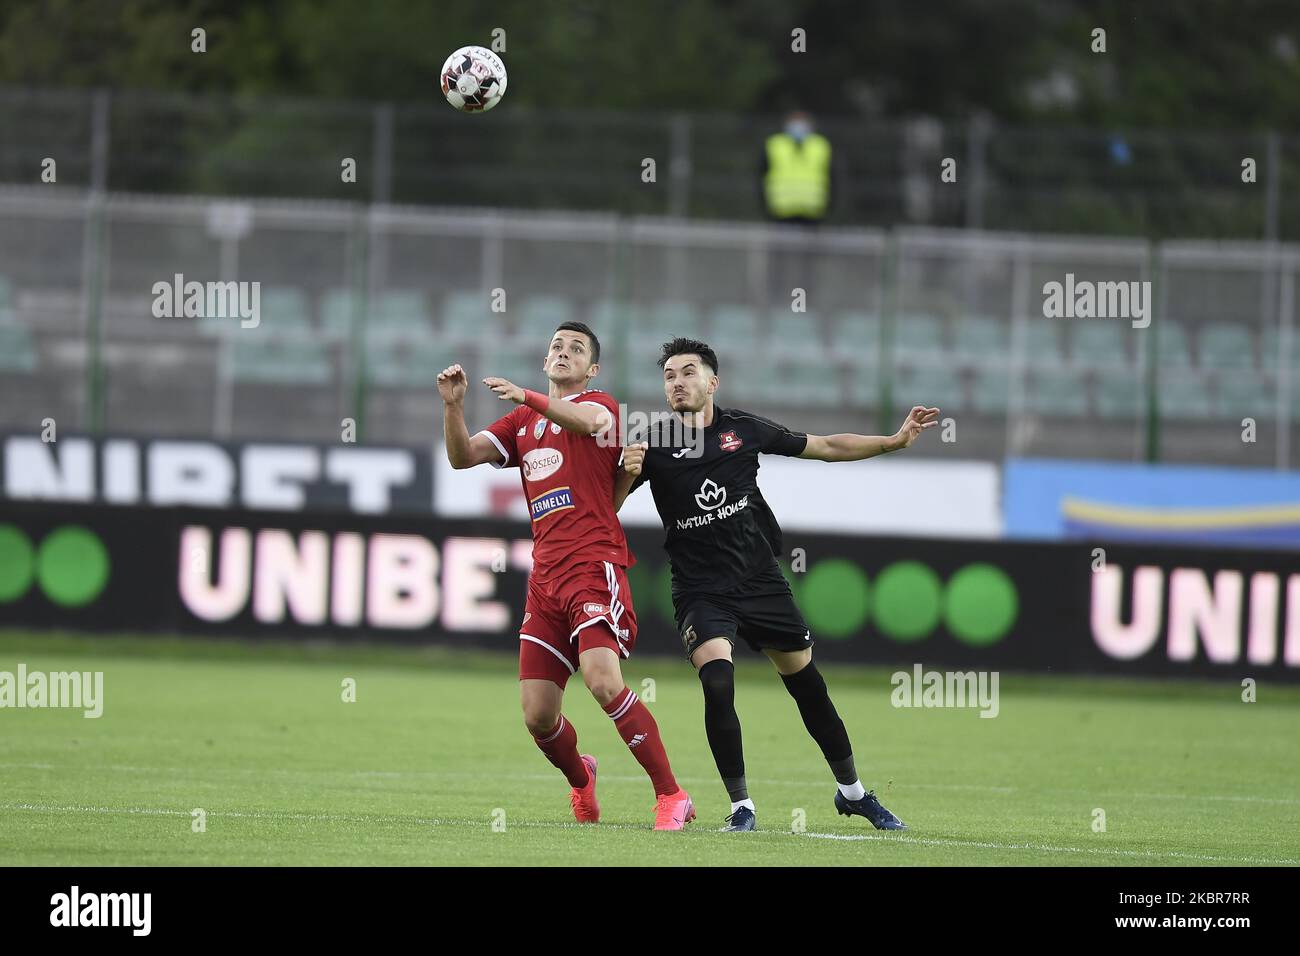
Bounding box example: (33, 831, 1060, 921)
(549, 379, 588, 401)
(677, 401, 714, 430)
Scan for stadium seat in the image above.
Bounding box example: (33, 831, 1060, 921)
(707, 305, 759, 342)
(1197, 322, 1256, 369)
(372, 291, 433, 336)
(775, 357, 840, 407)
(1070, 321, 1129, 367)
(366, 337, 455, 389)
(0, 275, 14, 323)
(831, 310, 881, 353)
(1158, 370, 1212, 419)
(1027, 368, 1091, 417)
(1155, 321, 1192, 368)
(519, 295, 577, 338)
(952, 315, 1008, 361)
(1024, 320, 1066, 367)
(896, 364, 966, 412)
(320, 288, 360, 339)
(768, 311, 828, 359)
(259, 286, 310, 327)
(1093, 369, 1143, 418)
(971, 368, 1013, 413)
(0, 324, 37, 371)
(230, 336, 332, 385)
(442, 290, 504, 341)
(1214, 372, 1274, 419)
(647, 301, 702, 339)
(1258, 325, 1300, 370)
(892, 313, 945, 355)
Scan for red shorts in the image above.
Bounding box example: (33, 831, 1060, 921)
(518, 560, 638, 687)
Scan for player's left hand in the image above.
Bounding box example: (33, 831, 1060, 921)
(483, 377, 525, 404)
(892, 405, 940, 450)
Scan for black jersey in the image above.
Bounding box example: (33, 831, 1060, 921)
(630, 406, 808, 594)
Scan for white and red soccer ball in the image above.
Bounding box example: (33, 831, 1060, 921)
(440, 46, 507, 113)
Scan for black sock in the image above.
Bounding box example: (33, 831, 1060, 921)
(698, 659, 748, 802)
(780, 661, 858, 785)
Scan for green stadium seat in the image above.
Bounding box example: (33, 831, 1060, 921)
(1028, 368, 1090, 417)
(971, 368, 1013, 413)
(647, 301, 701, 338)
(1094, 369, 1143, 418)
(1158, 370, 1212, 419)
(366, 337, 455, 389)
(896, 364, 966, 413)
(1155, 321, 1192, 368)
(320, 288, 361, 339)
(519, 295, 577, 338)
(952, 316, 1008, 359)
(725, 355, 775, 405)
(831, 311, 881, 352)
(1070, 321, 1129, 367)
(775, 357, 840, 407)
(0, 324, 37, 371)
(231, 336, 332, 385)
(0, 275, 14, 323)
(1258, 325, 1300, 369)
(260, 286, 309, 326)
(372, 291, 432, 335)
(1024, 320, 1066, 367)
(768, 311, 827, 359)
(1214, 372, 1274, 419)
(442, 290, 495, 337)
(893, 314, 944, 354)
(1198, 322, 1256, 369)
(707, 305, 758, 342)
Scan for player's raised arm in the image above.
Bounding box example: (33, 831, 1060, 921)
(612, 442, 647, 512)
(800, 405, 940, 462)
(439, 364, 509, 468)
(482, 377, 612, 436)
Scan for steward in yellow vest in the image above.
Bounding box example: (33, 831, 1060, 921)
(762, 112, 832, 223)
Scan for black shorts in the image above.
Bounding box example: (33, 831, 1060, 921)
(672, 562, 812, 660)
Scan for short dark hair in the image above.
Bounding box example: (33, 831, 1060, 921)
(658, 337, 719, 376)
(553, 321, 600, 364)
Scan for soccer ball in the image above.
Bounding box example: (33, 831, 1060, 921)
(440, 46, 507, 113)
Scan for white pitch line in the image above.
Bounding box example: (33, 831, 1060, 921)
(1, 761, 1296, 807)
(2, 802, 1297, 865)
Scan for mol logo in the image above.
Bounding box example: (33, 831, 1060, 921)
(0, 524, 110, 606)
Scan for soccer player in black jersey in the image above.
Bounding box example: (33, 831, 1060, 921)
(613, 337, 939, 832)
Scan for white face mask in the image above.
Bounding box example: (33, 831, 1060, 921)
(786, 121, 812, 140)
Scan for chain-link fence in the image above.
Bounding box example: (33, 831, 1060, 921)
(2, 185, 1298, 466)
(5, 86, 1300, 238)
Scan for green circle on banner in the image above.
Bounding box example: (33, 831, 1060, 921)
(800, 559, 869, 639)
(945, 563, 1018, 646)
(872, 561, 942, 641)
(0, 524, 36, 602)
(36, 526, 110, 607)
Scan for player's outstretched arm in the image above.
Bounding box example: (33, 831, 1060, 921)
(800, 405, 940, 462)
(439, 364, 507, 468)
(612, 442, 646, 512)
(481, 377, 612, 436)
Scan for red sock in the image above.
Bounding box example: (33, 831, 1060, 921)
(603, 688, 679, 796)
(532, 715, 589, 788)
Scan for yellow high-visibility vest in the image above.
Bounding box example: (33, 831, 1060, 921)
(764, 133, 831, 219)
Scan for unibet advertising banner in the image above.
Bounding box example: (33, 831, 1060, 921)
(0, 501, 1296, 681)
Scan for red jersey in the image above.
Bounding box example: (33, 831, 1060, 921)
(476, 389, 634, 584)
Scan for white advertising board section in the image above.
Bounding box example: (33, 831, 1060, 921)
(435, 445, 1001, 538)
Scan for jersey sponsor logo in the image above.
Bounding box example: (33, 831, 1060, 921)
(583, 602, 610, 616)
(678, 489, 749, 530)
(521, 447, 564, 482)
(694, 478, 727, 510)
(719, 430, 743, 452)
(529, 486, 574, 522)
(534, 418, 547, 440)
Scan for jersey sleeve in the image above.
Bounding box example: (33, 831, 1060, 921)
(753, 413, 808, 457)
(576, 390, 619, 436)
(476, 407, 520, 469)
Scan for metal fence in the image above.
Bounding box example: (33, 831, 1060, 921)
(4, 86, 1300, 238)
(1, 185, 1298, 467)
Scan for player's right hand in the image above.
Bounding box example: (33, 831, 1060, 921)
(437, 364, 468, 404)
(623, 441, 647, 476)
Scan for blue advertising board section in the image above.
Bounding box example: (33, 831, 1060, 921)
(2, 500, 1298, 682)
(1005, 458, 1300, 550)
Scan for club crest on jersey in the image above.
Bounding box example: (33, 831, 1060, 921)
(534, 418, 547, 440)
(551, 422, 561, 435)
(529, 486, 574, 522)
(719, 430, 743, 452)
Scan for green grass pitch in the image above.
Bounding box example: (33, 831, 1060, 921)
(1, 630, 1297, 866)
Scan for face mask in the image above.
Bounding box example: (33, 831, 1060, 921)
(786, 121, 811, 140)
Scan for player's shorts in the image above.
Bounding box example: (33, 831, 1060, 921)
(672, 561, 812, 661)
(518, 560, 638, 687)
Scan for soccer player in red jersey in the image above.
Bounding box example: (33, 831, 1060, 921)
(437, 322, 694, 830)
